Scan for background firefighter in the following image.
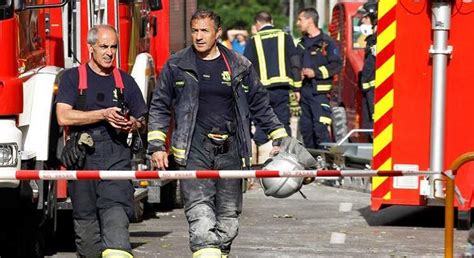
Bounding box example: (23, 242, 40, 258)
(296, 7, 342, 149)
(243, 10, 302, 147)
(147, 9, 288, 258)
(358, 0, 378, 138)
(55, 25, 147, 258)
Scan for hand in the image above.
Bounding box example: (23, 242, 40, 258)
(294, 92, 301, 102)
(151, 151, 168, 170)
(302, 68, 316, 79)
(103, 107, 130, 130)
(269, 146, 281, 157)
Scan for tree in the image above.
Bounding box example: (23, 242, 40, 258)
(198, 0, 290, 33)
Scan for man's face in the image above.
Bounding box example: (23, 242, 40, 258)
(296, 12, 312, 33)
(191, 17, 221, 57)
(89, 28, 118, 69)
(360, 15, 372, 26)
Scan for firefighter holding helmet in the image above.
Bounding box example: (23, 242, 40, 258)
(147, 9, 288, 258)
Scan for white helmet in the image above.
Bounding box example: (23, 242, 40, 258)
(260, 154, 304, 198)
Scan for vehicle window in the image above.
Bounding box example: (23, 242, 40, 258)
(0, 0, 10, 8)
(352, 16, 366, 49)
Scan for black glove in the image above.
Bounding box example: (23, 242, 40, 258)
(61, 132, 94, 169)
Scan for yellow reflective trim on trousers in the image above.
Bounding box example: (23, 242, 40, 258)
(363, 80, 376, 90)
(268, 128, 288, 140)
(319, 116, 332, 125)
(193, 247, 221, 258)
(318, 66, 329, 79)
(277, 32, 286, 78)
(171, 146, 185, 159)
(316, 84, 332, 92)
(148, 130, 166, 142)
(254, 34, 268, 83)
(102, 249, 133, 258)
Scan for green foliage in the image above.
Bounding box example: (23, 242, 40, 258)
(198, 0, 290, 32)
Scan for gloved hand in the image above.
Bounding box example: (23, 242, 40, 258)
(289, 91, 301, 117)
(61, 132, 94, 169)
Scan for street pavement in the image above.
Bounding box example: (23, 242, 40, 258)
(53, 181, 470, 257)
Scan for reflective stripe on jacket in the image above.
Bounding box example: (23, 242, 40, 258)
(244, 26, 302, 89)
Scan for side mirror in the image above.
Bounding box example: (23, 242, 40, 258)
(148, 0, 162, 11)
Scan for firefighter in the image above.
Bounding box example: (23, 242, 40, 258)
(296, 8, 342, 149)
(147, 9, 288, 258)
(358, 1, 378, 136)
(56, 25, 147, 258)
(243, 11, 302, 146)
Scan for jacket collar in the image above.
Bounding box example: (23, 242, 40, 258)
(175, 44, 249, 80)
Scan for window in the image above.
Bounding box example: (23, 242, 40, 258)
(352, 16, 367, 49)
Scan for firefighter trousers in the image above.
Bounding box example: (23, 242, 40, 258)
(179, 125, 243, 255)
(299, 87, 332, 149)
(253, 87, 291, 145)
(68, 134, 134, 257)
(362, 88, 374, 130)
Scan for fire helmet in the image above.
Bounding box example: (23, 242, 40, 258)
(260, 154, 304, 198)
(358, 1, 378, 25)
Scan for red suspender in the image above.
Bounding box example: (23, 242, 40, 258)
(78, 64, 124, 94)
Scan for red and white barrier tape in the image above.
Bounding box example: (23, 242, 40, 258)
(0, 169, 444, 180)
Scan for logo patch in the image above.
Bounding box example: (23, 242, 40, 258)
(221, 71, 231, 86)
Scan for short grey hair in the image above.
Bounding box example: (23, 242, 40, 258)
(87, 25, 118, 45)
(298, 8, 319, 28)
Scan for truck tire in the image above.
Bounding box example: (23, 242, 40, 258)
(331, 106, 348, 142)
(457, 209, 472, 230)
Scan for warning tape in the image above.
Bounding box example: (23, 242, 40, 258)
(0, 169, 444, 181)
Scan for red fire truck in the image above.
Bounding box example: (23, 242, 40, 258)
(0, 0, 195, 255)
(325, 0, 474, 229)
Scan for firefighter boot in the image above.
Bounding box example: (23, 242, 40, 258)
(192, 247, 221, 258)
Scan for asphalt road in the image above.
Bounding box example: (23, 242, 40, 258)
(52, 181, 470, 257)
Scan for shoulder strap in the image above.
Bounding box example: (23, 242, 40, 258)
(76, 63, 126, 110)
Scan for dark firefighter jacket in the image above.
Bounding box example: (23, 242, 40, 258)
(147, 44, 288, 167)
(297, 32, 342, 94)
(361, 34, 376, 92)
(244, 25, 302, 89)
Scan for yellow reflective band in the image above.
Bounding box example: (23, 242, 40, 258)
(319, 116, 332, 125)
(102, 249, 133, 258)
(148, 130, 166, 142)
(171, 146, 185, 159)
(254, 34, 268, 83)
(255, 30, 288, 87)
(363, 80, 376, 90)
(268, 128, 288, 140)
(292, 80, 302, 88)
(261, 76, 294, 86)
(193, 247, 221, 258)
(316, 84, 332, 92)
(277, 32, 286, 78)
(318, 66, 329, 79)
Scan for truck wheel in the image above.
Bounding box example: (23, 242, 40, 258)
(133, 199, 145, 223)
(331, 106, 348, 142)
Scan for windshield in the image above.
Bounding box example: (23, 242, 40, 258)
(352, 16, 367, 49)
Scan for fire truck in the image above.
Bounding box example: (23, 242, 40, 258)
(0, 0, 195, 255)
(321, 0, 474, 229)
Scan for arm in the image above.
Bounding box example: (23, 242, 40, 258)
(245, 64, 288, 142)
(314, 39, 343, 80)
(286, 33, 302, 90)
(227, 29, 248, 42)
(148, 62, 175, 169)
(56, 103, 126, 127)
